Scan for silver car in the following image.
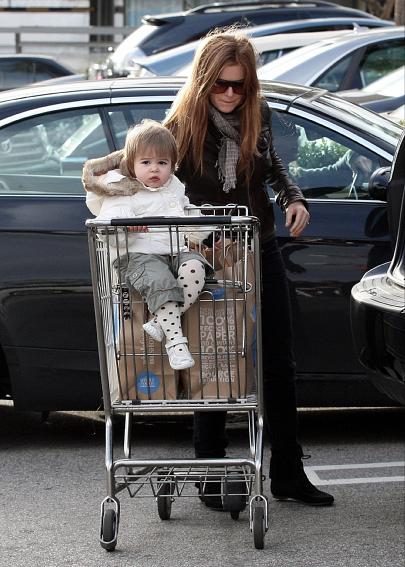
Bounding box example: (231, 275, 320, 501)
(106, 17, 393, 79)
(258, 27, 405, 92)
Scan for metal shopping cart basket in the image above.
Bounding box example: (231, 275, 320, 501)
(86, 205, 268, 551)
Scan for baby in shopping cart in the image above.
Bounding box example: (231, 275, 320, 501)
(83, 119, 214, 371)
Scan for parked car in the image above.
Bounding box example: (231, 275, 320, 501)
(102, 0, 383, 77)
(338, 66, 405, 115)
(0, 77, 402, 411)
(122, 17, 393, 79)
(351, 129, 405, 405)
(0, 54, 76, 91)
(258, 27, 405, 92)
(175, 29, 369, 77)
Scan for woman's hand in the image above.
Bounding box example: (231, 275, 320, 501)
(285, 202, 310, 237)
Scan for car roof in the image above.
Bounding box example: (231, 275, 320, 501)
(175, 29, 362, 77)
(109, 15, 390, 71)
(0, 76, 400, 151)
(0, 54, 62, 62)
(244, 15, 393, 35)
(0, 53, 74, 72)
(258, 26, 405, 82)
(130, 3, 378, 56)
(185, 1, 340, 12)
(252, 28, 358, 49)
(143, 0, 374, 20)
(131, 17, 391, 76)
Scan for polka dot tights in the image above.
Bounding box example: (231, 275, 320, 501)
(154, 259, 205, 344)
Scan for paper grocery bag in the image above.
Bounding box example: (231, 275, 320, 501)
(181, 250, 256, 400)
(114, 290, 179, 402)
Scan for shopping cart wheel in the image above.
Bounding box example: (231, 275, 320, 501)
(252, 505, 265, 550)
(101, 509, 117, 551)
(157, 482, 173, 520)
(222, 476, 247, 518)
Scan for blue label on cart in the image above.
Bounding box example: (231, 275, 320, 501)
(136, 370, 160, 394)
(211, 287, 225, 300)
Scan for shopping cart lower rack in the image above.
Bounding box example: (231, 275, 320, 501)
(86, 206, 268, 551)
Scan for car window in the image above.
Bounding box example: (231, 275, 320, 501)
(259, 48, 295, 66)
(271, 110, 390, 200)
(358, 40, 405, 87)
(33, 61, 63, 82)
(108, 103, 170, 148)
(313, 53, 354, 92)
(0, 108, 109, 195)
(0, 60, 33, 90)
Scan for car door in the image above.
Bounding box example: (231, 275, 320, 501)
(269, 106, 393, 398)
(0, 99, 171, 410)
(350, 129, 405, 406)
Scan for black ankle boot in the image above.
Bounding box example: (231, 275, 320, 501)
(270, 446, 334, 507)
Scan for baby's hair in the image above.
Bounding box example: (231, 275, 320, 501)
(123, 119, 178, 178)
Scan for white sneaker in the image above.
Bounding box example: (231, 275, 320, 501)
(166, 342, 195, 370)
(143, 319, 164, 342)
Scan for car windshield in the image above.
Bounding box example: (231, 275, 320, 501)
(314, 93, 402, 147)
(362, 65, 405, 96)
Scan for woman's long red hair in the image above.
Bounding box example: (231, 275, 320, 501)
(164, 30, 262, 180)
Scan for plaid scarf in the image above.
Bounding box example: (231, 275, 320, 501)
(209, 104, 240, 193)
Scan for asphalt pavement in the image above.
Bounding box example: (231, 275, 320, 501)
(0, 403, 404, 567)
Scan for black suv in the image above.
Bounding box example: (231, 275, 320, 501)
(351, 131, 405, 406)
(123, 0, 377, 58)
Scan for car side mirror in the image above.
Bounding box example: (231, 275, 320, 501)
(368, 166, 391, 201)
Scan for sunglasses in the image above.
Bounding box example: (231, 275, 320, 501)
(211, 79, 245, 95)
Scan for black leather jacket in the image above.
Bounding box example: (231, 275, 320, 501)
(176, 100, 307, 240)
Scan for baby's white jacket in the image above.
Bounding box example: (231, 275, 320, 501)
(86, 169, 210, 256)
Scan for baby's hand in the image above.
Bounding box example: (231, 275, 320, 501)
(127, 226, 148, 232)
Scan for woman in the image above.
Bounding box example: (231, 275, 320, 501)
(164, 31, 334, 507)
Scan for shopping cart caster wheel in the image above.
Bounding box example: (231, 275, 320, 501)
(252, 505, 265, 550)
(222, 476, 247, 516)
(101, 509, 118, 551)
(157, 482, 173, 520)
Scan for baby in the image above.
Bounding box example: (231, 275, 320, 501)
(83, 119, 213, 370)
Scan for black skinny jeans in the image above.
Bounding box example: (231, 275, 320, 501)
(193, 235, 298, 458)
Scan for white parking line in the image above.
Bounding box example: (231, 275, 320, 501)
(305, 461, 405, 486)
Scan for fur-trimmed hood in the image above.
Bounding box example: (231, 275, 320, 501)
(82, 149, 143, 197)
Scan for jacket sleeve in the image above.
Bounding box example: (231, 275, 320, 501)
(261, 103, 308, 213)
(86, 190, 104, 216)
(292, 151, 353, 188)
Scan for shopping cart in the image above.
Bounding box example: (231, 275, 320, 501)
(86, 205, 268, 551)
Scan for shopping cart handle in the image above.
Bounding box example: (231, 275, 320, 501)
(107, 216, 258, 227)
